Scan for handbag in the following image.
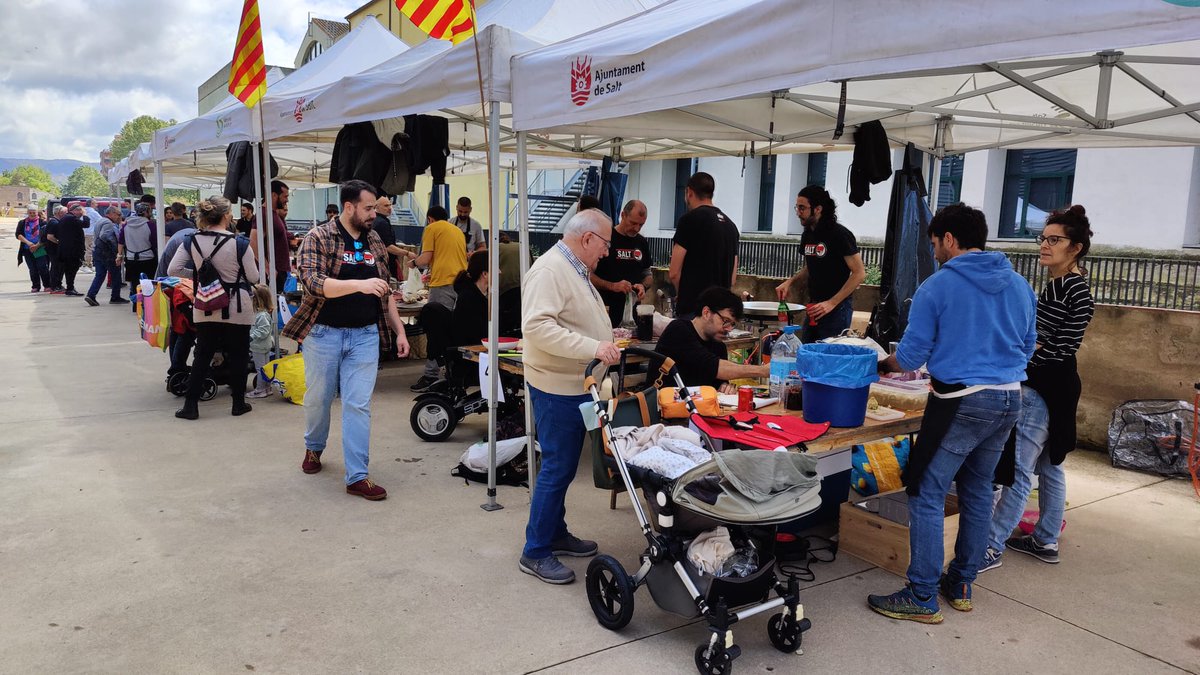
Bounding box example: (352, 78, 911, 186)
(658, 386, 720, 418)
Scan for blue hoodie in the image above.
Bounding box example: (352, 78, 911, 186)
(896, 251, 1037, 386)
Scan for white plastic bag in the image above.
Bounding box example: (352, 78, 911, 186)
(402, 266, 423, 301)
(459, 437, 526, 473)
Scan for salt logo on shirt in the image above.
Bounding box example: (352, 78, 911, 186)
(804, 243, 828, 258)
(614, 248, 643, 261)
(341, 249, 376, 266)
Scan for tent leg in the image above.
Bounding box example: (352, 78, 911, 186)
(483, 100, 504, 513)
(261, 137, 279, 353)
(153, 161, 166, 258)
(516, 131, 536, 496)
(927, 117, 950, 211)
(251, 144, 268, 300)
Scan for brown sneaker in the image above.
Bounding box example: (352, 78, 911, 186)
(302, 450, 322, 474)
(346, 478, 387, 501)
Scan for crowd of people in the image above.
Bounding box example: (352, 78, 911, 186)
(16, 172, 1097, 615)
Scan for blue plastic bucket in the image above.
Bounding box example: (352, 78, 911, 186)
(802, 379, 871, 427)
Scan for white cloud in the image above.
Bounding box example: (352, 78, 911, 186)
(0, 0, 363, 161)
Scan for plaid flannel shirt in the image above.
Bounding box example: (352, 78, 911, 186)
(281, 220, 395, 345)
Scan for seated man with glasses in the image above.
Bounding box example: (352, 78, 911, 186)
(653, 286, 768, 393)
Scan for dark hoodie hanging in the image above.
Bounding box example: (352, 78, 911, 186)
(848, 120, 892, 206)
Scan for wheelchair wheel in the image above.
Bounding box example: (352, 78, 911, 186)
(167, 372, 190, 397)
(410, 395, 457, 442)
(200, 379, 218, 401)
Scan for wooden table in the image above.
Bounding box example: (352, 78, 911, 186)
(751, 403, 924, 455)
(395, 301, 426, 320)
(459, 334, 760, 378)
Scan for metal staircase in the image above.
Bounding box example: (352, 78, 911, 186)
(515, 169, 587, 232)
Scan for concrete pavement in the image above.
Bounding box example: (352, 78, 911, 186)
(1, 226, 1197, 674)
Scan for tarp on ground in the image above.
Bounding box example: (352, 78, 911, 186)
(511, 0, 1200, 155)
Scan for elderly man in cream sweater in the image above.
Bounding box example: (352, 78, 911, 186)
(519, 209, 622, 585)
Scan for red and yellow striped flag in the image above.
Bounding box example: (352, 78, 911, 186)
(228, 0, 267, 108)
(395, 0, 476, 45)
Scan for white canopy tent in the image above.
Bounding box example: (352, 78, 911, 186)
(511, 0, 1200, 159)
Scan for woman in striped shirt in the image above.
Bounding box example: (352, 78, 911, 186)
(983, 205, 1095, 571)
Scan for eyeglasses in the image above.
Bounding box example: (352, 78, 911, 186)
(1035, 234, 1069, 246)
(714, 311, 738, 329)
(794, 204, 811, 214)
(589, 231, 611, 250)
(352, 239, 364, 262)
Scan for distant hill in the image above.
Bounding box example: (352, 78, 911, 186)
(0, 158, 102, 184)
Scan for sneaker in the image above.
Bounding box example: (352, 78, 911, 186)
(867, 586, 943, 624)
(1006, 535, 1060, 564)
(978, 547, 1003, 573)
(246, 389, 272, 399)
(50, 289, 66, 295)
(302, 450, 323, 474)
(231, 402, 253, 416)
(939, 575, 973, 612)
(84, 296, 99, 307)
(30, 287, 41, 293)
(552, 533, 599, 558)
(518, 555, 575, 584)
(410, 375, 439, 392)
(346, 478, 387, 501)
(175, 406, 199, 420)
(110, 297, 128, 304)
(64, 290, 82, 297)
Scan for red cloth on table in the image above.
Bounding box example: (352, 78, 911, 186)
(691, 411, 829, 450)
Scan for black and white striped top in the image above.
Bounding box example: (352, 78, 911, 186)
(1030, 272, 1094, 367)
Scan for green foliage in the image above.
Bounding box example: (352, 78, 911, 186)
(0, 164, 60, 197)
(864, 265, 882, 286)
(63, 166, 110, 197)
(107, 115, 176, 161)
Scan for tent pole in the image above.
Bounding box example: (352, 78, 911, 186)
(153, 161, 166, 258)
(483, 100, 503, 512)
(261, 136, 280, 352)
(251, 143, 268, 326)
(927, 117, 950, 211)
(516, 131, 535, 494)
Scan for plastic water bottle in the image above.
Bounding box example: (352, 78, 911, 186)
(769, 326, 801, 398)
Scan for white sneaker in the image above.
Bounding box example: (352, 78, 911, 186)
(246, 389, 272, 399)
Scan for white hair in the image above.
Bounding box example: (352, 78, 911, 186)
(562, 208, 612, 241)
(53, 205, 67, 215)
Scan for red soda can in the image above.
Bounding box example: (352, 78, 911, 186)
(737, 385, 754, 412)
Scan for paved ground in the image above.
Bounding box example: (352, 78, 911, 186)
(2, 224, 1198, 674)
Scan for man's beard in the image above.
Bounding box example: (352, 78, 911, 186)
(802, 213, 820, 230)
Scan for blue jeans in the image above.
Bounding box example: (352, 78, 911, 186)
(523, 385, 592, 559)
(989, 387, 1066, 549)
(907, 389, 1020, 597)
(303, 324, 380, 485)
(86, 255, 123, 301)
(802, 297, 853, 343)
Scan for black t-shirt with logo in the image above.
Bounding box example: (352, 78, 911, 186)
(672, 205, 739, 316)
(800, 221, 859, 303)
(653, 318, 728, 388)
(315, 224, 382, 328)
(594, 229, 654, 327)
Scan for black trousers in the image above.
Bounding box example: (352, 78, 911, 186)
(47, 253, 63, 289)
(185, 322, 251, 407)
(61, 257, 81, 292)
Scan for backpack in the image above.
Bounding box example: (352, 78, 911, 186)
(188, 232, 250, 319)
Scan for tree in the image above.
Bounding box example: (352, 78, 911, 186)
(63, 165, 110, 197)
(0, 164, 60, 197)
(107, 115, 176, 162)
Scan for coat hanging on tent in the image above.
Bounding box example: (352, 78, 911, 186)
(223, 142, 281, 202)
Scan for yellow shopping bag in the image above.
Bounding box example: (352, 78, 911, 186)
(262, 353, 306, 405)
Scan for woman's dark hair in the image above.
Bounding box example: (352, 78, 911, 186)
(797, 184, 838, 226)
(455, 249, 489, 289)
(1045, 204, 1092, 269)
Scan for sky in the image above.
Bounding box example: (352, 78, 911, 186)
(0, 0, 366, 162)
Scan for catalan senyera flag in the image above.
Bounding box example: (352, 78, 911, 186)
(396, 0, 476, 45)
(228, 0, 267, 108)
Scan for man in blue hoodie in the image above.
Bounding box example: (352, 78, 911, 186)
(868, 203, 1036, 624)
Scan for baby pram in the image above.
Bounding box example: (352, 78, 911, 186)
(584, 348, 817, 675)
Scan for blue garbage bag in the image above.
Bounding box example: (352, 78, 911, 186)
(796, 343, 879, 389)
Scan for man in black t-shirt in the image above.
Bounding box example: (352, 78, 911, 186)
(234, 203, 255, 237)
(591, 199, 654, 327)
(371, 196, 408, 274)
(669, 172, 739, 317)
(654, 287, 768, 392)
(775, 185, 866, 343)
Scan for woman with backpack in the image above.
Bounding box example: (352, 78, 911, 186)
(167, 196, 261, 420)
(981, 205, 1095, 571)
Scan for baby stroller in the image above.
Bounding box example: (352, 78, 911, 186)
(167, 348, 257, 401)
(584, 348, 817, 675)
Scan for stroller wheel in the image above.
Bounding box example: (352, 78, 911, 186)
(585, 555, 635, 630)
(693, 644, 733, 675)
(200, 379, 218, 402)
(767, 612, 804, 653)
(167, 372, 190, 397)
(410, 396, 457, 442)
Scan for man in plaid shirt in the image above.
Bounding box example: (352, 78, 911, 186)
(283, 179, 410, 501)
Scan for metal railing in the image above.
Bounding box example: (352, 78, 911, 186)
(389, 227, 1200, 311)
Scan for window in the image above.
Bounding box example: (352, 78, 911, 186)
(998, 149, 1076, 238)
(937, 155, 965, 210)
(756, 155, 776, 231)
(301, 41, 323, 65)
(672, 157, 698, 228)
(806, 153, 828, 188)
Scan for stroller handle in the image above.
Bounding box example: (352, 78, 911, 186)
(584, 347, 687, 398)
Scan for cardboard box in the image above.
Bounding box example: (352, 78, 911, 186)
(838, 489, 960, 576)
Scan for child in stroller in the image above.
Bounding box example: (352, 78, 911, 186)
(583, 348, 817, 675)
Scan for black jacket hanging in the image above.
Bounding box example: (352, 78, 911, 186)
(849, 120, 892, 206)
(224, 141, 280, 202)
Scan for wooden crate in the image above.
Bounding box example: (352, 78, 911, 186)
(838, 489, 960, 576)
